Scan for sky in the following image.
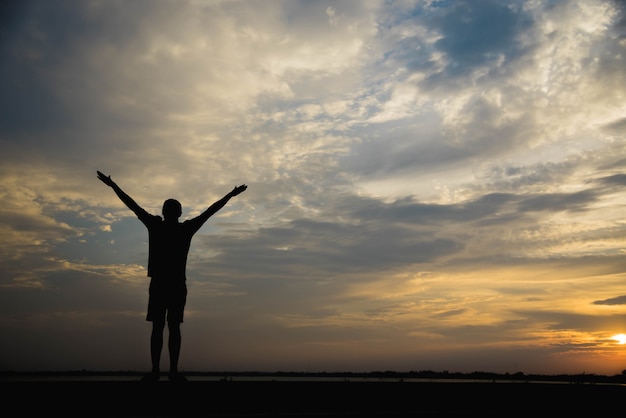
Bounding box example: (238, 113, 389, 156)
(1, 0, 626, 376)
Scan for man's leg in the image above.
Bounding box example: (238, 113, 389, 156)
(151, 319, 166, 373)
(141, 319, 165, 382)
(167, 284, 187, 382)
(168, 321, 182, 375)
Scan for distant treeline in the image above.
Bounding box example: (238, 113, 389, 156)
(2, 369, 626, 384)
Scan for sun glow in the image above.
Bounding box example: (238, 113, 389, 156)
(610, 334, 626, 344)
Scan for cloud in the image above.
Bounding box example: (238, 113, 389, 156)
(593, 295, 626, 305)
(598, 173, 626, 186)
(1, 0, 625, 375)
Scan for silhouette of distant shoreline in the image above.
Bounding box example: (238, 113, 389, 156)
(3, 369, 625, 385)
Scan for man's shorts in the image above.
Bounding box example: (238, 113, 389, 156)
(146, 277, 187, 323)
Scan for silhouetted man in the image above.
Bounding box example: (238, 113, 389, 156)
(97, 170, 247, 382)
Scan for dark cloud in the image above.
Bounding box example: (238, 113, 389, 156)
(598, 173, 626, 186)
(189, 183, 609, 297)
(521, 310, 626, 332)
(603, 116, 626, 132)
(347, 188, 598, 227)
(197, 216, 464, 279)
(516, 190, 599, 213)
(593, 295, 626, 306)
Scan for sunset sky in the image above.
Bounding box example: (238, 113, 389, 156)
(1, 0, 626, 376)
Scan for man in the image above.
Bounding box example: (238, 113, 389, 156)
(97, 170, 247, 382)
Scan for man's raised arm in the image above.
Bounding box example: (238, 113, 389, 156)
(195, 184, 248, 225)
(97, 170, 146, 217)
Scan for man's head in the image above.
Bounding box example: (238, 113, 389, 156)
(162, 198, 182, 220)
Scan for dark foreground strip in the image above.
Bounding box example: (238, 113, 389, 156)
(3, 380, 625, 416)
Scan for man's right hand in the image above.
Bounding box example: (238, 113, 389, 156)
(97, 170, 115, 187)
